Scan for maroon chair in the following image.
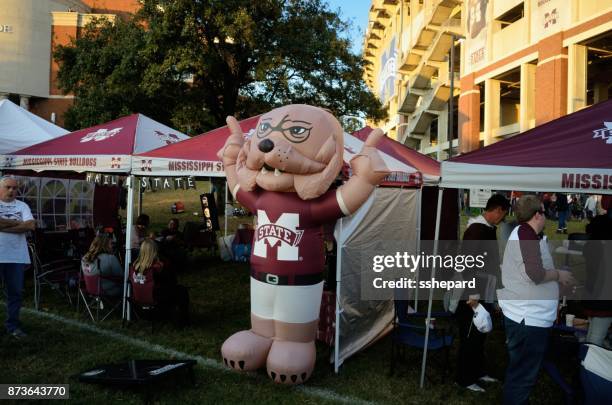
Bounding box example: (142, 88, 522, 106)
(128, 266, 161, 332)
(78, 265, 122, 322)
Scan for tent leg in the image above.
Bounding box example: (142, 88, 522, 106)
(137, 178, 142, 217)
(419, 187, 444, 388)
(122, 175, 135, 321)
(334, 217, 343, 374)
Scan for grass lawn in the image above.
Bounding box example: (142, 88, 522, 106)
(0, 188, 585, 404)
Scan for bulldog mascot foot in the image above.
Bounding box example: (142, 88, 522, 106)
(218, 105, 389, 384)
(221, 330, 272, 371)
(266, 340, 316, 385)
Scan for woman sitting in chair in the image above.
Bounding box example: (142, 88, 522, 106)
(133, 239, 190, 327)
(82, 234, 123, 296)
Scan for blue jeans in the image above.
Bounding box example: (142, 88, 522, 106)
(558, 209, 568, 230)
(0, 263, 26, 332)
(503, 316, 550, 405)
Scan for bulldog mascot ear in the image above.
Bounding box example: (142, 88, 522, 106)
(217, 104, 390, 385)
(293, 110, 344, 200)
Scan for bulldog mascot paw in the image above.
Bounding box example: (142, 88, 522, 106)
(218, 104, 389, 384)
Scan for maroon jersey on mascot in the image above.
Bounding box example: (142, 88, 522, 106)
(238, 188, 343, 281)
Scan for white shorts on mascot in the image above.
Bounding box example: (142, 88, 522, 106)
(217, 104, 389, 384)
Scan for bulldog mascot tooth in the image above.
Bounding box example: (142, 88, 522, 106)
(218, 104, 390, 384)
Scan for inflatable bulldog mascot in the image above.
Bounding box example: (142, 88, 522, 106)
(218, 104, 389, 384)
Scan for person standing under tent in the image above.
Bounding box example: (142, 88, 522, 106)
(0, 176, 36, 339)
(584, 195, 598, 220)
(455, 194, 510, 392)
(555, 192, 569, 234)
(583, 215, 612, 347)
(498, 195, 576, 405)
(601, 195, 612, 219)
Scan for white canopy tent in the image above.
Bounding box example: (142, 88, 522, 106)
(0, 99, 67, 154)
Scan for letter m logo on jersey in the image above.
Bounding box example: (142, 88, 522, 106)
(253, 210, 304, 260)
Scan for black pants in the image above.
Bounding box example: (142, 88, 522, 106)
(455, 301, 487, 386)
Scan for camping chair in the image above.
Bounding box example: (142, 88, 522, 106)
(127, 266, 162, 333)
(183, 221, 216, 254)
(78, 267, 122, 322)
(579, 343, 612, 405)
(30, 242, 80, 309)
(390, 300, 454, 381)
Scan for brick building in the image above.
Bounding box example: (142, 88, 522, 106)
(0, 0, 140, 127)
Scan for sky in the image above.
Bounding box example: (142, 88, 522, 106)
(325, 0, 371, 55)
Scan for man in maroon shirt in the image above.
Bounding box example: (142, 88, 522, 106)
(217, 104, 389, 384)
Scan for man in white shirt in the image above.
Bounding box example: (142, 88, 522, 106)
(498, 195, 575, 405)
(584, 195, 598, 219)
(0, 176, 36, 339)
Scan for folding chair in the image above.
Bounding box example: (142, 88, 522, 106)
(579, 343, 612, 405)
(78, 267, 122, 322)
(390, 300, 454, 381)
(30, 243, 80, 310)
(128, 267, 162, 333)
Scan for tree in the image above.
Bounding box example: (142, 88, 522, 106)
(54, 0, 387, 133)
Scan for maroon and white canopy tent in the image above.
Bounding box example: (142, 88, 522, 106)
(4, 114, 188, 173)
(131, 115, 261, 177)
(133, 118, 438, 186)
(418, 99, 612, 389)
(440, 99, 612, 194)
(3, 113, 189, 320)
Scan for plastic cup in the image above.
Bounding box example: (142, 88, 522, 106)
(566, 314, 575, 327)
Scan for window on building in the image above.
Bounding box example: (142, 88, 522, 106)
(496, 68, 520, 132)
(495, 3, 524, 30)
(585, 31, 612, 107)
(429, 116, 438, 145)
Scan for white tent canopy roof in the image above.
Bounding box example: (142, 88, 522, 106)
(0, 99, 68, 154)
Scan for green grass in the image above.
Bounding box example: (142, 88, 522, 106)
(0, 191, 583, 404)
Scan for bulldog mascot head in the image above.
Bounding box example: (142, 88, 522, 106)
(218, 104, 389, 385)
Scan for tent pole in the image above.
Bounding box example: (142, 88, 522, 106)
(224, 180, 228, 237)
(419, 187, 444, 388)
(334, 217, 343, 373)
(136, 178, 142, 217)
(122, 175, 135, 321)
(414, 187, 423, 312)
(134, 178, 144, 216)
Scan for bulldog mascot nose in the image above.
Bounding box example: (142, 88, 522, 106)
(217, 104, 390, 384)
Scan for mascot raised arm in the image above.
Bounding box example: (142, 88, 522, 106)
(218, 104, 389, 384)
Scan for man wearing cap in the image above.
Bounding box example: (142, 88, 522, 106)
(498, 195, 575, 405)
(455, 193, 509, 392)
(0, 176, 36, 339)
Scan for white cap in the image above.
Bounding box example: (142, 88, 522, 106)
(472, 303, 493, 333)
